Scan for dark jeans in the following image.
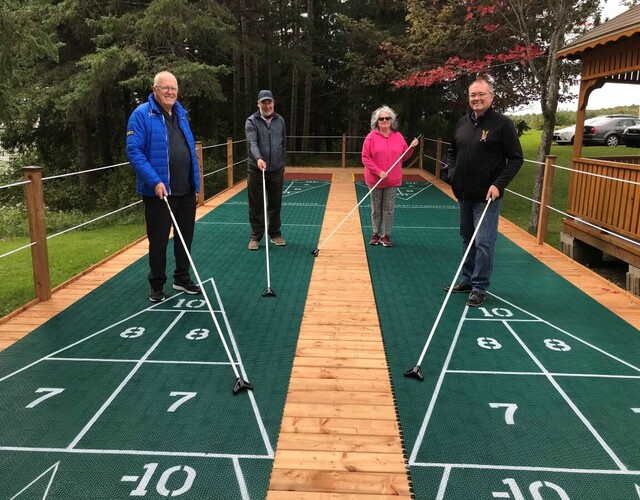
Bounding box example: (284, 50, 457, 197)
(459, 198, 502, 294)
(143, 193, 196, 290)
(247, 167, 284, 241)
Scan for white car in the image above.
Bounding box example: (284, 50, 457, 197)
(552, 125, 576, 145)
(553, 115, 630, 146)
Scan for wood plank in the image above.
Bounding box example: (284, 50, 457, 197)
(5, 167, 640, 499)
(267, 491, 411, 500)
(276, 433, 402, 453)
(268, 470, 411, 496)
(272, 450, 406, 473)
(285, 390, 394, 406)
(279, 417, 400, 436)
(286, 378, 391, 392)
(282, 403, 397, 420)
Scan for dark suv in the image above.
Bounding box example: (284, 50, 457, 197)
(582, 114, 640, 146)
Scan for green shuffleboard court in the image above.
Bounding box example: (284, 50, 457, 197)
(356, 177, 640, 500)
(0, 176, 330, 499)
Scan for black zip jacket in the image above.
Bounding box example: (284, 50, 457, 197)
(448, 107, 523, 203)
(245, 111, 286, 172)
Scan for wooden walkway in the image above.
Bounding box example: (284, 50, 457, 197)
(2, 167, 640, 498)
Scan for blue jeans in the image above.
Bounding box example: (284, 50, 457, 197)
(458, 198, 502, 294)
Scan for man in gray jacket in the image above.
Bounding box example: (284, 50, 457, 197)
(245, 89, 287, 250)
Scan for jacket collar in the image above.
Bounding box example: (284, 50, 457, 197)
(148, 93, 187, 118)
(469, 106, 494, 125)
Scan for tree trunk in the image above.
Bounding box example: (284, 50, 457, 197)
(301, 0, 314, 153)
(504, 0, 572, 236)
(75, 113, 95, 205)
(290, 65, 298, 162)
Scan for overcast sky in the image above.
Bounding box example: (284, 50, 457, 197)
(510, 0, 639, 114)
(582, 0, 638, 110)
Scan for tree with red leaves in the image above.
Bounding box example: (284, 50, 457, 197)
(393, 0, 601, 232)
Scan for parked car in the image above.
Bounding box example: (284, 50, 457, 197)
(582, 114, 640, 146)
(622, 124, 640, 147)
(552, 117, 599, 145)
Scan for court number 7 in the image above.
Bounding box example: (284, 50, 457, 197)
(167, 392, 197, 412)
(26, 388, 65, 408)
(489, 403, 518, 425)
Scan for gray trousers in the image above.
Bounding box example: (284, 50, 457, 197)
(370, 187, 397, 236)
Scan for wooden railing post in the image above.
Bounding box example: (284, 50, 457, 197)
(226, 137, 234, 188)
(435, 138, 443, 179)
(537, 155, 556, 245)
(23, 166, 51, 301)
(341, 134, 346, 168)
(418, 136, 424, 170)
(195, 141, 204, 206)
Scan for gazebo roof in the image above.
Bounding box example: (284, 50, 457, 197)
(557, 5, 640, 60)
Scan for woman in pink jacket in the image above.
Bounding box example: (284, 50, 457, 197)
(362, 106, 418, 247)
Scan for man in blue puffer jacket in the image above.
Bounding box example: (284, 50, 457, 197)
(126, 71, 202, 303)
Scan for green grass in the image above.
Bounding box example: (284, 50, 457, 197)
(0, 223, 145, 318)
(500, 130, 632, 248)
(1, 133, 635, 319)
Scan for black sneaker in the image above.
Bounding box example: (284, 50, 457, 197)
(173, 279, 201, 295)
(466, 291, 486, 307)
(444, 282, 473, 293)
(149, 289, 165, 302)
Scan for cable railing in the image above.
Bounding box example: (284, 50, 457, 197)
(2, 134, 640, 315)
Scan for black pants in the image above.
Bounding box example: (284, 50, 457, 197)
(143, 193, 196, 289)
(247, 167, 284, 241)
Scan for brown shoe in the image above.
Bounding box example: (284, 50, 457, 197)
(369, 233, 380, 245)
(270, 236, 287, 246)
(444, 282, 472, 293)
(248, 239, 259, 250)
(380, 235, 393, 247)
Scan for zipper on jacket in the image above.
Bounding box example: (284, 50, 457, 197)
(160, 112, 171, 196)
(460, 119, 478, 203)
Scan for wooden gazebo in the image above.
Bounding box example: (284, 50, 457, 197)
(556, 6, 640, 294)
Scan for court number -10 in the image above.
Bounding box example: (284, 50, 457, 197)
(493, 478, 569, 499)
(123, 463, 195, 496)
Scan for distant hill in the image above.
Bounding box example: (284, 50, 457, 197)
(507, 105, 640, 130)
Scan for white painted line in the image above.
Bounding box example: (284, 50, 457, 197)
(9, 461, 59, 500)
(211, 278, 274, 458)
(409, 309, 469, 465)
(0, 308, 150, 383)
(67, 312, 186, 450)
(46, 357, 235, 366)
(0, 445, 271, 460)
(435, 465, 452, 500)
(282, 181, 331, 198)
(411, 461, 640, 475)
(489, 291, 640, 374)
(506, 321, 627, 471)
(232, 456, 250, 500)
(447, 370, 640, 380)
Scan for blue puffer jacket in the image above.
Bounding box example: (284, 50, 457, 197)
(126, 94, 200, 197)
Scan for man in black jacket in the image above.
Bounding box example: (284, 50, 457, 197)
(245, 90, 287, 250)
(444, 78, 523, 307)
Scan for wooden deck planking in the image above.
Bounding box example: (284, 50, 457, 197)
(267, 168, 411, 498)
(2, 167, 640, 498)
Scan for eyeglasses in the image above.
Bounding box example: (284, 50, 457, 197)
(378, 116, 392, 122)
(469, 92, 490, 98)
(155, 85, 178, 93)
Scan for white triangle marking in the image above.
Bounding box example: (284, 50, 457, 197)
(10, 461, 60, 499)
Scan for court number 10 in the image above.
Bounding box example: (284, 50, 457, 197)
(478, 307, 513, 318)
(493, 478, 569, 499)
(122, 463, 195, 496)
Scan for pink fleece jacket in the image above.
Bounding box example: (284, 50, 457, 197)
(361, 130, 414, 188)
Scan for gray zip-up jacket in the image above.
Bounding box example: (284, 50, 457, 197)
(245, 110, 286, 172)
